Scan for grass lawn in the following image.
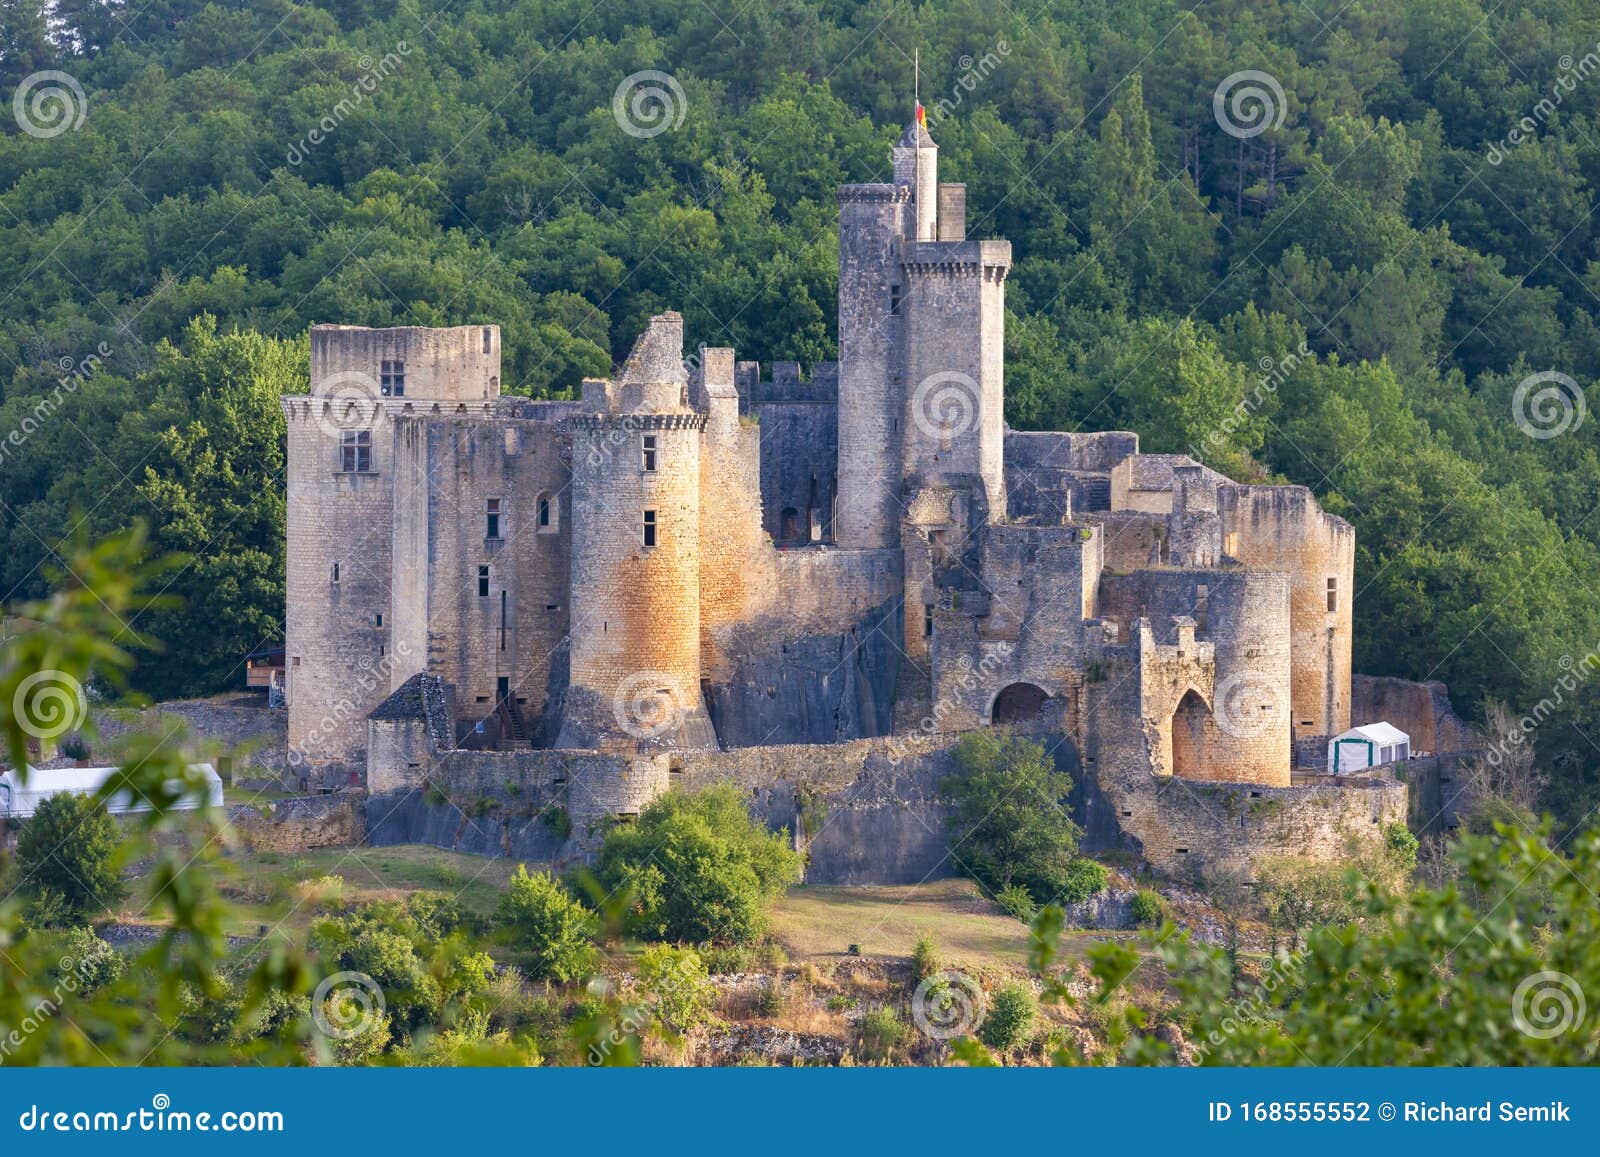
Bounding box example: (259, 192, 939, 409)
(118, 844, 517, 940)
(770, 877, 1117, 971)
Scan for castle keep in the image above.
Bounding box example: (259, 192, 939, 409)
(282, 113, 1404, 878)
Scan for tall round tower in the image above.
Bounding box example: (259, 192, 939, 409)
(555, 313, 716, 751)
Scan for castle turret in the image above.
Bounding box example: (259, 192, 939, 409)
(556, 313, 717, 751)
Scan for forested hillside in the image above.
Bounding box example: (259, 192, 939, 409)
(1, 0, 1598, 823)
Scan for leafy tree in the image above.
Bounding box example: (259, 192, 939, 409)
(14, 792, 125, 923)
(979, 982, 1037, 1056)
(942, 730, 1083, 905)
(594, 784, 801, 945)
(634, 943, 717, 1039)
(496, 865, 600, 983)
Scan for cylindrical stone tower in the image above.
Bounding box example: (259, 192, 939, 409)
(555, 314, 716, 751)
(1201, 570, 1294, 786)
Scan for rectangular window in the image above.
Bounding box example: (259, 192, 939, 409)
(380, 359, 405, 397)
(478, 566, 489, 598)
(889, 284, 902, 315)
(642, 434, 657, 472)
(537, 496, 552, 529)
(924, 605, 934, 638)
(1327, 577, 1338, 613)
(339, 430, 371, 472)
(486, 498, 502, 540)
(331, 562, 340, 583)
(642, 509, 657, 548)
(375, 613, 382, 628)
(500, 590, 508, 651)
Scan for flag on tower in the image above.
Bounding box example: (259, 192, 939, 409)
(916, 102, 926, 129)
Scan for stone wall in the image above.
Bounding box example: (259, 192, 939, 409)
(1352, 674, 1478, 754)
(96, 698, 289, 788)
(228, 794, 364, 853)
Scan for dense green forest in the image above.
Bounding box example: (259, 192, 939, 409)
(1, 0, 1599, 822)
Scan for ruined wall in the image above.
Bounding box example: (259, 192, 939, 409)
(229, 795, 365, 853)
(1351, 674, 1478, 755)
(96, 698, 288, 787)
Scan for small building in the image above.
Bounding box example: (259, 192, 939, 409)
(0, 764, 224, 821)
(1327, 723, 1410, 774)
(244, 644, 286, 692)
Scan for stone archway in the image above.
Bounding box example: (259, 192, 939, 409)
(1170, 689, 1211, 778)
(991, 682, 1050, 724)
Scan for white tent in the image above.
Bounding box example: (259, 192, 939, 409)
(0, 764, 223, 820)
(1327, 723, 1410, 774)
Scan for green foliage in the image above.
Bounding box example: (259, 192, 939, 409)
(496, 865, 600, 983)
(593, 785, 802, 945)
(979, 982, 1037, 1056)
(1384, 823, 1420, 872)
(994, 884, 1037, 923)
(14, 792, 125, 923)
(910, 934, 939, 982)
(1129, 889, 1165, 927)
(1077, 824, 1600, 1065)
(943, 730, 1082, 905)
(854, 1005, 907, 1063)
(635, 943, 718, 1038)
(1056, 858, 1110, 905)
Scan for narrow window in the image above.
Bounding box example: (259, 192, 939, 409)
(500, 590, 508, 651)
(642, 509, 657, 548)
(478, 565, 489, 597)
(331, 562, 340, 583)
(486, 498, 502, 540)
(1326, 577, 1338, 613)
(642, 434, 657, 472)
(375, 613, 383, 628)
(482, 326, 493, 354)
(537, 495, 552, 529)
(339, 430, 371, 472)
(380, 359, 405, 397)
(924, 605, 934, 638)
(889, 284, 902, 315)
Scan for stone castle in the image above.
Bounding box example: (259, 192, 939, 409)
(281, 113, 1408, 879)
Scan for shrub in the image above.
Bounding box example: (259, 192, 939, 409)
(910, 934, 939, 981)
(698, 943, 754, 974)
(1130, 888, 1165, 926)
(980, 982, 1037, 1055)
(593, 785, 802, 945)
(1053, 858, 1110, 904)
(58, 734, 90, 761)
(15, 792, 125, 923)
(1384, 823, 1419, 871)
(995, 884, 1036, 922)
(854, 1005, 906, 1062)
(496, 865, 600, 983)
(942, 731, 1082, 903)
(755, 978, 785, 1018)
(56, 926, 125, 996)
(635, 944, 717, 1037)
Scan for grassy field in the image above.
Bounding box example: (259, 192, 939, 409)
(770, 877, 1116, 971)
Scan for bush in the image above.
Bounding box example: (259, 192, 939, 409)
(593, 785, 802, 945)
(979, 982, 1037, 1055)
(1053, 858, 1110, 904)
(58, 734, 90, 761)
(635, 944, 717, 1037)
(15, 792, 125, 923)
(755, 978, 785, 1018)
(1384, 823, 1419, 871)
(56, 927, 125, 996)
(496, 865, 600, 983)
(854, 1005, 906, 1062)
(910, 934, 939, 981)
(994, 884, 1036, 922)
(1130, 889, 1165, 926)
(942, 731, 1083, 904)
